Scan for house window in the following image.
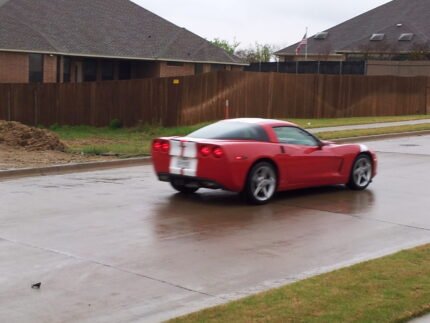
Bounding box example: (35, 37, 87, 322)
(101, 60, 114, 80)
(63, 57, 71, 83)
(314, 32, 329, 40)
(370, 33, 385, 41)
(118, 61, 131, 80)
(83, 59, 97, 82)
(194, 63, 203, 75)
(399, 33, 414, 41)
(167, 61, 184, 67)
(29, 54, 43, 83)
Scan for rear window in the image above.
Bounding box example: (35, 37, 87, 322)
(188, 121, 269, 141)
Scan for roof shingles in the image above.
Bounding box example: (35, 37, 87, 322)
(0, 0, 244, 65)
(276, 0, 430, 56)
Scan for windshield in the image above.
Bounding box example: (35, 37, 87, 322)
(188, 121, 269, 141)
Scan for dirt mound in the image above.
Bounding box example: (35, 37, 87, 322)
(0, 121, 66, 151)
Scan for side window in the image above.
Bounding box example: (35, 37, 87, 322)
(118, 61, 131, 80)
(29, 54, 43, 83)
(83, 58, 97, 82)
(63, 57, 71, 83)
(273, 127, 318, 146)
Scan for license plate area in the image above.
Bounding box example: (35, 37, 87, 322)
(170, 156, 198, 177)
(176, 157, 191, 169)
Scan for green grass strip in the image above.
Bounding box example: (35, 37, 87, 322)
(51, 115, 430, 156)
(169, 244, 430, 323)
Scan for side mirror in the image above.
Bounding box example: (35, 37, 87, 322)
(319, 140, 334, 149)
(318, 140, 328, 149)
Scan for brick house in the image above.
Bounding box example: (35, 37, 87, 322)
(275, 0, 430, 76)
(0, 0, 245, 84)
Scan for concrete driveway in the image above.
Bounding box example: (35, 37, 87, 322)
(1, 135, 430, 322)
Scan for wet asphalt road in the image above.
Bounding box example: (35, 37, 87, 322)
(1, 135, 430, 322)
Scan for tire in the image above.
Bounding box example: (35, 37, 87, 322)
(347, 154, 373, 191)
(170, 181, 199, 194)
(243, 162, 277, 205)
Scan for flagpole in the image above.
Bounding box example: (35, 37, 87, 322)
(305, 27, 308, 61)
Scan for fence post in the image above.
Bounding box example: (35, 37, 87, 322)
(315, 74, 320, 118)
(427, 77, 430, 115)
(166, 77, 182, 127)
(267, 73, 274, 118)
(7, 85, 11, 121)
(33, 87, 38, 126)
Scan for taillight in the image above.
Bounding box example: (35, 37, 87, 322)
(200, 145, 211, 157)
(213, 147, 224, 158)
(161, 141, 170, 153)
(153, 140, 161, 151)
(153, 140, 169, 153)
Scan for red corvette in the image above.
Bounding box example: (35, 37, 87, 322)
(152, 119, 377, 204)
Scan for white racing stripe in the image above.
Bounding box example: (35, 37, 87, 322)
(183, 142, 197, 158)
(169, 156, 182, 175)
(169, 140, 182, 157)
(169, 140, 198, 177)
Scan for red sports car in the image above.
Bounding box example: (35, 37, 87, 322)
(152, 119, 377, 204)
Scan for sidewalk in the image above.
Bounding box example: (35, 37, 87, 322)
(409, 314, 430, 322)
(308, 119, 430, 134)
(0, 157, 151, 180)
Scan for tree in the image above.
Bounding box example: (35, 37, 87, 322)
(210, 39, 279, 63)
(235, 43, 278, 63)
(408, 41, 430, 60)
(210, 38, 240, 55)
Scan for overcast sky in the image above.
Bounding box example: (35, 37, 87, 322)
(132, 0, 391, 50)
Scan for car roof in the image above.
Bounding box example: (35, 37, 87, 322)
(222, 118, 298, 127)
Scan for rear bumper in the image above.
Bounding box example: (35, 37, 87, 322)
(158, 173, 225, 190)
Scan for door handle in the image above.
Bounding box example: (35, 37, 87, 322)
(280, 146, 285, 154)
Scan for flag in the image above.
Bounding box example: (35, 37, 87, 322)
(295, 32, 308, 55)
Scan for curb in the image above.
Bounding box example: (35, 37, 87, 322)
(1, 130, 430, 181)
(0, 157, 151, 181)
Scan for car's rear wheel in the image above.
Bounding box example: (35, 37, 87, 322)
(347, 154, 373, 190)
(170, 181, 199, 194)
(243, 162, 277, 205)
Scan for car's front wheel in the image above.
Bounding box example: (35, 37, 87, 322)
(347, 154, 373, 190)
(170, 181, 199, 194)
(243, 162, 277, 205)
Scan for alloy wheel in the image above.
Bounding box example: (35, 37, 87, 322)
(251, 165, 276, 202)
(353, 157, 372, 188)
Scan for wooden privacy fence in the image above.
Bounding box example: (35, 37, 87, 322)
(0, 71, 429, 127)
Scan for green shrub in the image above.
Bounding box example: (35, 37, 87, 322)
(81, 146, 108, 155)
(109, 119, 123, 129)
(49, 123, 61, 131)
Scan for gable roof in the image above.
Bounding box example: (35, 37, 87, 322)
(0, 0, 245, 65)
(276, 0, 430, 56)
